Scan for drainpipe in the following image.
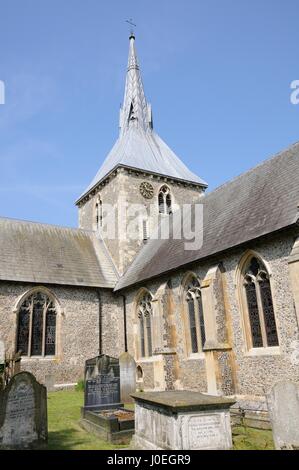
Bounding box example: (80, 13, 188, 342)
(97, 290, 102, 356)
(122, 295, 128, 353)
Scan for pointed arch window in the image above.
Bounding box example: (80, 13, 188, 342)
(95, 196, 103, 230)
(158, 185, 172, 215)
(137, 293, 153, 358)
(242, 256, 279, 349)
(17, 291, 57, 357)
(185, 277, 206, 353)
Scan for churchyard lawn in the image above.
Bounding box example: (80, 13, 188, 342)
(47, 389, 128, 450)
(47, 389, 274, 450)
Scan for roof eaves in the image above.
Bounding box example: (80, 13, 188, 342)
(76, 164, 208, 206)
(114, 222, 299, 292)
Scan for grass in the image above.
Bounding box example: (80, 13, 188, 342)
(232, 426, 274, 450)
(47, 389, 274, 450)
(47, 389, 127, 450)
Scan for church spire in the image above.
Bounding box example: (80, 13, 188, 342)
(119, 34, 153, 136)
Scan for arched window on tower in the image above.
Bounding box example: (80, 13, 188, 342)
(95, 196, 103, 230)
(242, 256, 279, 348)
(184, 276, 206, 354)
(17, 291, 57, 357)
(158, 185, 172, 215)
(137, 292, 153, 358)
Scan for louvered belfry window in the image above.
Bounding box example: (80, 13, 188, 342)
(185, 277, 206, 353)
(243, 257, 278, 348)
(95, 196, 103, 229)
(17, 292, 57, 357)
(138, 293, 153, 358)
(158, 185, 172, 215)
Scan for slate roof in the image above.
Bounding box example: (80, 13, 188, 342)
(77, 127, 207, 202)
(0, 218, 118, 288)
(115, 141, 299, 291)
(77, 35, 207, 203)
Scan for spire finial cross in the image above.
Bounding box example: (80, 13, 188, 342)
(126, 18, 136, 37)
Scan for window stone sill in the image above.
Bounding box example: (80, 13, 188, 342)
(244, 347, 281, 357)
(137, 356, 159, 364)
(21, 356, 57, 362)
(187, 352, 205, 360)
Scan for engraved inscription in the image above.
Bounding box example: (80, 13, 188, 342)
(84, 355, 121, 409)
(188, 414, 222, 449)
(85, 375, 120, 406)
(2, 382, 37, 446)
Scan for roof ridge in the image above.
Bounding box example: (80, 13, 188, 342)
(93, 232, 120, 279)
(0, 215, 93, 234)
(203, 140, 299, 201)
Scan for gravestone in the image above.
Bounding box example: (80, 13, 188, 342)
(45, 374, 55, 392)
(0, 371, 47, 449)
(80, 355, 135, 443)
(84, 355, 122, 411)
(267, 381, 299, 450)
(119, 352, 136, 404)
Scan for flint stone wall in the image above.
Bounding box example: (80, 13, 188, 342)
(0, 282, 124, 387)
(124, 231, 299, 408)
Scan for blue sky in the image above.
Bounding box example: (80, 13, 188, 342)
(0, 0, 298, 227)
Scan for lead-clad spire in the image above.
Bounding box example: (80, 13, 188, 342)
(119, 34, 153, 136)
(76, 34, 208, 204)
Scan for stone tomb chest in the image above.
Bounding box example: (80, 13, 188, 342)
(131, 391, 235, 450)
(80, 355, 134, 444)
(0, 372, 47, 449)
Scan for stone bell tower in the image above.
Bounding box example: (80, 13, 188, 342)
(76, 34, 207, 275)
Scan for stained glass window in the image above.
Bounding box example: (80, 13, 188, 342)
(31, 301, 43, 356)
(17, 291, 57, 357)
(146, 315, 152, 357)
(17, 306, 30, 355)
(196, 293, 206, 347)
(188, 300, 198, 353)
(243, 257, 279, 348)
(245, 279, 263, 347)
(139, 313, 145, 357)
(259, 276, 279, 346)
(45, 302, 57, 356)
(138, 293, 153, 357)
(185, 277, 206, 353)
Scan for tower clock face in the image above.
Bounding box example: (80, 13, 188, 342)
(139, 181, 154, 199)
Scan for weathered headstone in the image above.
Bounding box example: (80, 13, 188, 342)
(0, 371, 47, 449)
(45, 374, 55, 392)
(131, 391, 235, 450)
(84, 355, 122, 411)
(267, 381, 299, 450)
(119, 352, 136, 404)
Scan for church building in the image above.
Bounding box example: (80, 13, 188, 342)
(1, 34, 299, 419)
